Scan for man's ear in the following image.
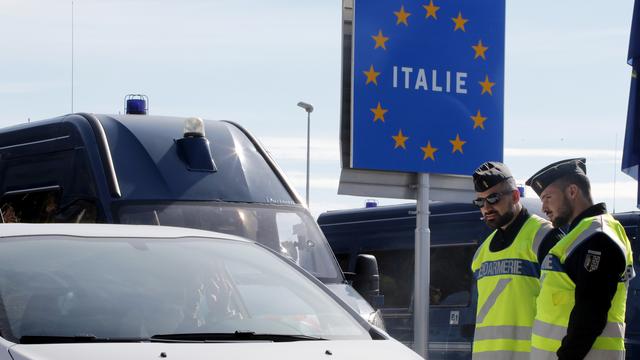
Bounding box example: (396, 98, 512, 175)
(511, 188, 520, 203)
(565, 184, 579, 200)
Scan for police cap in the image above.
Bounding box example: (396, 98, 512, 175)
(472, 161, 513, 192)
(525, 158, 587, 196)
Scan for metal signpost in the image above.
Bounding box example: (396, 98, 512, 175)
(342, 1, 505, 357)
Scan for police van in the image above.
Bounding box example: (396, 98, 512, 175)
(0, 105, 383, 328)
(317, 199, 640, 359)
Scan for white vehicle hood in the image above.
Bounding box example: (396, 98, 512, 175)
(9, 339, 421, 360)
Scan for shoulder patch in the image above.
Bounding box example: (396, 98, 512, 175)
(584, 250, 601, 272)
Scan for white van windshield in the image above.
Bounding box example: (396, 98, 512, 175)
(116, 202, 341, 282)
(0, 235, 369, 343)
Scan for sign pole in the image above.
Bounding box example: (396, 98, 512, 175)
(414, 172, 431, 358)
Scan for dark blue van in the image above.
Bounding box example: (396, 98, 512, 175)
(0, 112, 381, 326)
(318, 201, 640, 359)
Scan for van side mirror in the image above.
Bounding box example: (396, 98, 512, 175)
(352, 254, 384, 308)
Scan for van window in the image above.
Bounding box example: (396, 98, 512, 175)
(116, 202, 341, 282)
(366, 244, 476, 308)
(430, 245, 476, 306)
(0, 189, 97, 224)
(1, 189, 61, 223)
(366, 249, 413, 308)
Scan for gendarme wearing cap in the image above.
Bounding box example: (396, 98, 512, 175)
(525, 158, 587, 196)
(469, 161, 561, 359)
(472, 161, 513, 192)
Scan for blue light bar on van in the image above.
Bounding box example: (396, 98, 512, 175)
(125, 94, 148, 115)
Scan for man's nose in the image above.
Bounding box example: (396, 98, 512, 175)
(541, 204, 549, 214)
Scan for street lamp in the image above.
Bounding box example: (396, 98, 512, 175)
(297, 101, 314, 206)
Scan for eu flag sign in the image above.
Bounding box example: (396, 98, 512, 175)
(351, 0, 505, 175)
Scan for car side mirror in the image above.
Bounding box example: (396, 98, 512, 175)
(353, 254, 383, 307)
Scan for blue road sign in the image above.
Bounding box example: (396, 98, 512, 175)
(351, 0, 505, 175)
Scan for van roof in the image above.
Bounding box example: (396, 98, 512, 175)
(317, 198, 546, 224)
(97, 114, 296, 202)
(318, 199, 638, 227)
(0, 113, 299, 205)
(318, 198, 541, 223)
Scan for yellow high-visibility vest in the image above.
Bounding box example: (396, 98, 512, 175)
(471, 214, 552, 360)
(531, 213, 635, 360)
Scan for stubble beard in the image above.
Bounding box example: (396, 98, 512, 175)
(484, 207, 516, 230)
(550, 194, 574, 228)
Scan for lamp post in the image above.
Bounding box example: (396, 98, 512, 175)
(297, 101, 314, 206)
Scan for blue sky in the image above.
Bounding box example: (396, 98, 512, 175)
(0, 0, 638, 217)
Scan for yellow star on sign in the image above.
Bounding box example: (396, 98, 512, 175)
(423, 1, 439, 19)
(394, 6, 411, 26)
(421, 141, 438, 160)
(451, 12, 468, 32)
(472, 40, 488, 60)
(363, 65, 381, 85)
(470, 110, 487, 129)
(370, 102, 388, 122)
(479, 75, 495, 95)
(392, 129, 409, 149)
(371, 30, 390, 50)
(450, 134, 466, 154)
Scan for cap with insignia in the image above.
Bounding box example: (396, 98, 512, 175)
(472, 161, 513, 192)
(525, 158, 587, 196)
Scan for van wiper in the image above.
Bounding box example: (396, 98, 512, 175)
(20, 335, 148, 344)
(150, 331, 326, 343)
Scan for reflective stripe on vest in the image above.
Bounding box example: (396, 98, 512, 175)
(474, 325, 532, 341)
(531, 347, 625, 360)
(531, 214, 633, 360)
(475, 278, 511, 323)
(531, 221, 553, 257)
(533, 319, 625, 341)
(471, 215, 551, 357)
(472, 350, 531, 360)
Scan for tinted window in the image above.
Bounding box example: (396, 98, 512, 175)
(367, 249, 413, 308)
(367, 245, 476, 308)
(1, 189, 97, 224)
(430, 245, 476, 306)
(117, 202, 341, 282)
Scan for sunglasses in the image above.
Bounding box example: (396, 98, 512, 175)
(473, 190, 513, 208)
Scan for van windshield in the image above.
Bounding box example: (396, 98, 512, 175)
(0, 235, 369, 343)
(116, 202, 342, 282)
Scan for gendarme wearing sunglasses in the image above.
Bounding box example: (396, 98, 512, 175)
(468, 161, 563, 360)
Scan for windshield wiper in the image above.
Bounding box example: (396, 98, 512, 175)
(150, 331, 326, 343)
(20, 335, 148, 344)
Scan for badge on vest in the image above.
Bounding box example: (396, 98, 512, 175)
(584, 250, 601, 272)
